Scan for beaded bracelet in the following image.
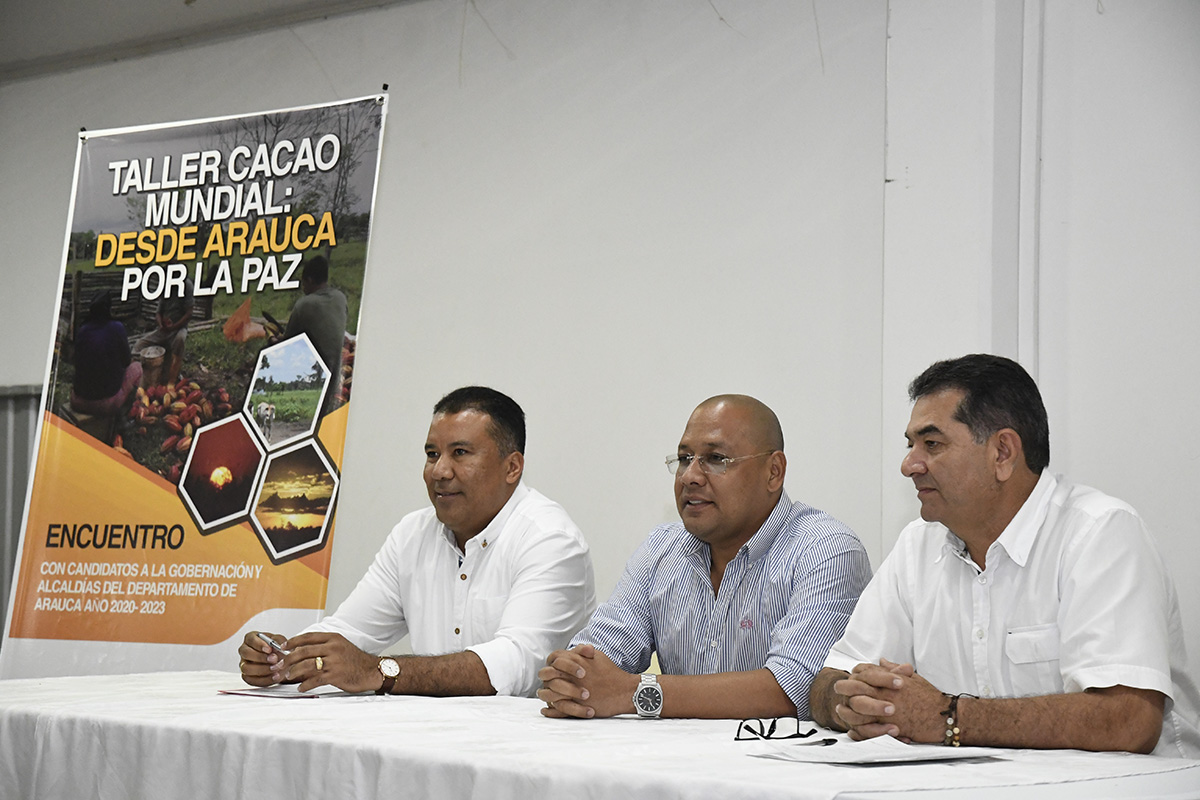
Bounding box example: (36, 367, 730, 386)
(941, 693, 976, 746)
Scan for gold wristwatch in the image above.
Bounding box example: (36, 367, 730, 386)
(376, 657, 400, 695)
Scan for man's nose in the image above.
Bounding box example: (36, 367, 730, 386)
(679, 457, 708, 484)
(901, 449, 924, 477)
(430, 455, 453, 479)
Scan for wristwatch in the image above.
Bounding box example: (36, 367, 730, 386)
(632, 673, 663, 718)
(376, 656, 400, 695)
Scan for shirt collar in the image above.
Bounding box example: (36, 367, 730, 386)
(990, 470, 1056, 567)
(936, 471, 1057, 568)
(439, 482, 529, 551)
(744, 490, 792, 562)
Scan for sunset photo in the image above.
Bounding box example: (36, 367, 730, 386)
(252, 441, 338, 560)
(178, 415, 265, 530)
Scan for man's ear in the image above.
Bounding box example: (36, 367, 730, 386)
(505, 451, 524, 485)
(766, 451, 787, 492)
(992, 429, 1023, 482)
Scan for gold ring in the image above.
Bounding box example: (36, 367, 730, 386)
(239, 659, 246, 668)
(315, 656, 324, 671)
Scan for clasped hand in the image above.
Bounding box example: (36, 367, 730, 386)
(536, 644, 638, 719)
(238, 630, 382, 693)
(833, 658, 946, 743)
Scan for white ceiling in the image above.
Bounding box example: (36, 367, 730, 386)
(0, 0, 412, 83)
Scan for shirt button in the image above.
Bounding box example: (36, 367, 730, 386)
(482, 541, 487, 548)
(982, 686, 993, 697)
(460, 574, 467, 581)
(975, 629, 985, 640)
(978, 576, 987, 585)
(711, 640, 719, 648)
(454, 627, 460, 635)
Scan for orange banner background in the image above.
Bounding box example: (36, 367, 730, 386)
(8, 410, 346, 645)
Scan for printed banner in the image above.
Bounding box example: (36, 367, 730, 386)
(0, 95, 387, 677)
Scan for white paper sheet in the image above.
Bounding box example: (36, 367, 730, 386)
(218, 683, 363, 699)
(753, 733, 1003, 764)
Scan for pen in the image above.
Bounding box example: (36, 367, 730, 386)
(257, 632, 290, 655)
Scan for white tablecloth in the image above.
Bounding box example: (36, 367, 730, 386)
(1, 671, 1197, 800)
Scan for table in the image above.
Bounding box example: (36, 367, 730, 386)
(1, 671, 1197, 800)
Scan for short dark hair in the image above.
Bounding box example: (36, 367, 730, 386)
(302, 254, 330, 285)
(86, 290, 113, 322)
(908, 354, 1049, 473)
(433, 386, 526, 455)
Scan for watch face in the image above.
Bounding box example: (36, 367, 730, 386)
(379, 658, 400, 678)
(635, 685, 662, 713)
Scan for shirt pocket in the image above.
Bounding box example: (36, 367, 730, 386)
(1004, 623, 1063, 697)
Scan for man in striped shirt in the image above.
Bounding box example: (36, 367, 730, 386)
(538, 394, 872, 720)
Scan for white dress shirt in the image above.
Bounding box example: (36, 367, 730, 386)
(306, 483, 596, 697)
(825, 472, 1200, 757)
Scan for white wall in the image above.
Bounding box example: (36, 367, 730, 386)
(885, 0, 1200, 666)
(2, 0, 1197, 666)
(1036, 0, 1200, 663)
(882, 1, 1012, 554)
(0, 0, 890, 615)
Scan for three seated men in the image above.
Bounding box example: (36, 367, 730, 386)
(239, 366, 1199, 758)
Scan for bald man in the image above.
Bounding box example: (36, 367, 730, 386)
(538, 395, 871, 720)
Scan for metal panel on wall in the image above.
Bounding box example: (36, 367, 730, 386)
(0, 386, 39, 649)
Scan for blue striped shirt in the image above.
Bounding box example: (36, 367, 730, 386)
(572, 491, 872, 718)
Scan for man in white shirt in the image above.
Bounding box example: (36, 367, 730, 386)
(238, 386, 596, 697)
(809, 354, 1200, 757)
